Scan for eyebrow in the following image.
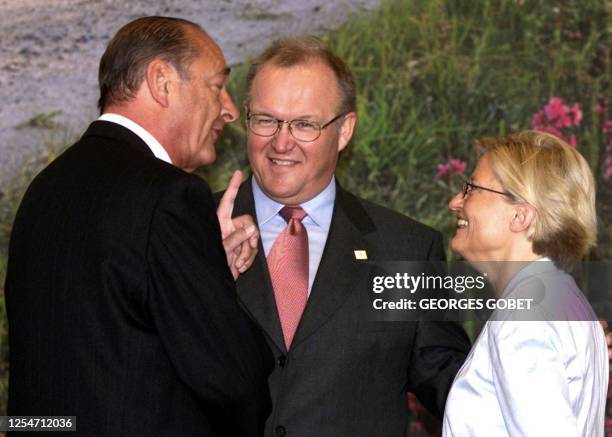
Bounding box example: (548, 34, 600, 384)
(209, 67, 231, 83)
(210, 67, 231, 80)
(250, 111, 315, 120)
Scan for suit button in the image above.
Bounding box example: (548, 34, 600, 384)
(277, 355, 287, 368)
(275, 426, 286, 436)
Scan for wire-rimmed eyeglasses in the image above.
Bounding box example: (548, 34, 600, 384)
(461, 180, 513, 199)
(246, 112, 346, 142)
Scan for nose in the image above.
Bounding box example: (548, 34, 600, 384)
(448, 190, 464, 212)
(220, 89, 239, 123)
(271, 122, 296, 153)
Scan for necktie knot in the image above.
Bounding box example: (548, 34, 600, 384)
(279, 205, 307, 223)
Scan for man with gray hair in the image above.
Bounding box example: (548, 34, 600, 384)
(6, 16, 271, 436)
(223, 37, 471, 436)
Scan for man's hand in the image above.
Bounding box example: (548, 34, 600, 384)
(217, 170, 260, 279)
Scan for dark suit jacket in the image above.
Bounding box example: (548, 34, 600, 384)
(219, 178, 470, 437)
(5, 121, 272, 436)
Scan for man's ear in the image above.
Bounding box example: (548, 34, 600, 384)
(145, 59, 174, 108)
(337, 112, 356, 152)
(509, 202, 537, 233)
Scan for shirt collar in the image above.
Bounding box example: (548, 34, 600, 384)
(251, 176, 336, 231)
(98, 113, 172, 164)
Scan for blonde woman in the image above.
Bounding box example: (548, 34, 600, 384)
(442, 131, 607, 436)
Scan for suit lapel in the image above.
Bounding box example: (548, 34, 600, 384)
(291, 184, 375, 348)
(233, 180, 287, 352)
(234, 179, 377, 352)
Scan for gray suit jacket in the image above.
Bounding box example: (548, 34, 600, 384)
(224, 178, 470, 437)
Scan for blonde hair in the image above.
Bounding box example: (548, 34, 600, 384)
(475, 131, 597, 265)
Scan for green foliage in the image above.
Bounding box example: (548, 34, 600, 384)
(333, 0, 609, 250)
(207, 0, 610, 259)
(17, 110, 63, 129)
(238, 3, 292, 20)
(0, 193, 13, 416)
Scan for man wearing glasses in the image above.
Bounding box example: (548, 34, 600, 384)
(223, 37, 471, 436)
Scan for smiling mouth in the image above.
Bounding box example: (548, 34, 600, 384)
(270, 158, 297, 166)
(457, 218, 469, 228)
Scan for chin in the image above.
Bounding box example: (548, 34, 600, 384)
(256, 177, 292, 199)
(449, 237, 463, 257)
(198, 150, 217, 167)
(265, 188, 296, 203)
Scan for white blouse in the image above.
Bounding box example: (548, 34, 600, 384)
(442, 262, 608, 437)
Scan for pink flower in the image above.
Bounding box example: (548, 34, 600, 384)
(536, 125, 564, 140)
(570, 103, 582, 126)
(435, 158, 467, 179)
(449, 158, 467, 176)
(595, 99, 607, 113)
(544, 97, 566, 121)
(531, 112, 545, 129)
(436, 162, 451, 179)
(554, 110, 573, 129)
(532, 97, 581, 144)
(541, 97, 579, 128)
(604, 167, 612, 181)
(603, 120, 612, 135)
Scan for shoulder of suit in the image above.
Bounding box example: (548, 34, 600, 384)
(46, 126, 213, 201)
(151, 166, 212, 204)
(341, 189, 441, 238)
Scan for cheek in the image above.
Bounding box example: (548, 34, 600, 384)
(469, 210, 509, 249)
(196, 91, 219, 125)
(462, 203, 491, 242)
(247, 139, 267, 168)
(309, 144, 337, 171)
(210, 97, 222, 120)
(251, 136, 271, 153)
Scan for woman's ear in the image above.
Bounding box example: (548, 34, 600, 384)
(509, 202, 537, 233)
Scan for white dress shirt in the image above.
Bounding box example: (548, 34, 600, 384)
(252, 176, 335, 295)
(443, 260, 608, 437)
(98, 113, 172, 164)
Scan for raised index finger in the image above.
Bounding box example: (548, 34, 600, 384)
(217, 170, 243, 220)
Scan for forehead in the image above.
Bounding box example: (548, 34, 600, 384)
(473, 153, 499, 184)
(249, 61, 340, 117)
(188, 30, 228, 77)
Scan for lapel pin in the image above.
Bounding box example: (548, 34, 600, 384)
(354, 250, 368, 260)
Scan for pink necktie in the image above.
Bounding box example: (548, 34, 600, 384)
(267, 206, 309, 349)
